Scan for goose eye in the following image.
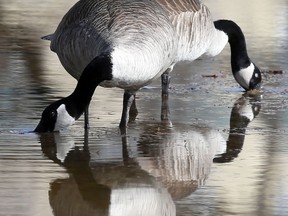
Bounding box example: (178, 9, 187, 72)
(49, 110, 56, 119)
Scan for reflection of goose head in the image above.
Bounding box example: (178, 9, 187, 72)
(214, 93, 262, 163)
(38, 132, 176, 216)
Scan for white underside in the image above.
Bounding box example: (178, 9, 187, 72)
(235, 63, 255, 90)
(101, 45, 174, 90)
(54, 104, 75, 131)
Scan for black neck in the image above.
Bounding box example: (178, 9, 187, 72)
(214, 19, 251, 73)
(64, 54, 113, 119)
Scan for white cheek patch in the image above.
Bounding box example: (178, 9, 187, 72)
(54, 104, 75, 131)
(54, 133, 75, 162)
(235, 63, 255, 90)
(238, 103, 254, 121)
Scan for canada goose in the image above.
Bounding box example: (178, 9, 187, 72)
(34, 0, 261, 133)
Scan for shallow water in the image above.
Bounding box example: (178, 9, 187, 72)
(0, 0, 288, 215)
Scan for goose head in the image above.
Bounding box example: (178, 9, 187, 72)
(34, 54, 113, 133)
(214, 19, 262, 91)
(34, 99, 76, 133)
(233, 60, 262, 90)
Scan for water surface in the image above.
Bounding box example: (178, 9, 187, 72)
(0, 0, 288, 215)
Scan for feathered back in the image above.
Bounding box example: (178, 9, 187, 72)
(156, 0, 215, 62)
(51, 0, 176, 80)
(156, 0, 201, 15)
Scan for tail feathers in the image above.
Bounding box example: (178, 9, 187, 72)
(41, 34, 54, 41)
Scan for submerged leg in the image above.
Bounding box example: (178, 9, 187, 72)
(129, 95, 138, 122)
(161, 69, 172, 121)
(161, 93, 170, 121)
(119, 91, 135, 135)
(161, 72, 171, 97)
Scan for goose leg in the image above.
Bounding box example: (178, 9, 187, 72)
(129, 95, 138, 122)
(161, 72, 171, 120)
(161, 72, 171, 97)
(84, 105, 89, 130)
(119, 91, 135, 135)
(161, 93, 170, 121)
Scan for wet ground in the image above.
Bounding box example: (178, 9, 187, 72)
(0, 0, 288, 215)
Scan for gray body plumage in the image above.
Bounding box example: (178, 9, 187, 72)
(45, 0, 223, 89)
(156, 0, 220, 62)
(49, 0, 178, 90)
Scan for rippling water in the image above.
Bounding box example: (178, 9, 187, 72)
(0, 1, 288, 216)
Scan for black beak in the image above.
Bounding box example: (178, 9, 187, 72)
(248, 79, 262, 91)
(34, 120, 49, 133)
(248, 65, 262, 91)
(33, 119, 54, 133)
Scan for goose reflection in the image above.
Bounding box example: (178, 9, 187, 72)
(133, 93, 261, 199)
(40, 131, 176, 216)
(134, 123, 226, 199)
(38, 94, 261, 215)
(213, 93, 261, 163)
